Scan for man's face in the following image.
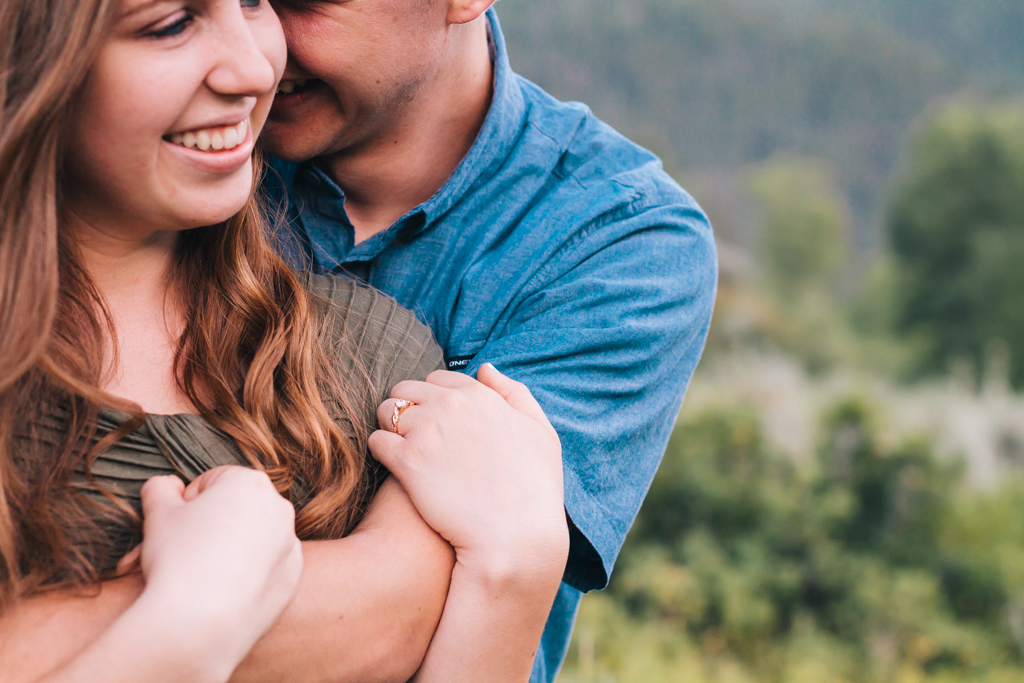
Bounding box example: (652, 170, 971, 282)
(264, 0, 451, 162)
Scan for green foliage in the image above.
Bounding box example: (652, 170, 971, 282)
(501, 2, 1024, 386)
(495, 2, 1024, 679)
(855, 0, 1024, 79)
(747, 157, 849, 297)
(700, 156, 864, 375)
(499, 0, 971, 241)
(560, 402, 1024, 682)
(849, 258, 934, 380)
(886, 102, 1024, 388)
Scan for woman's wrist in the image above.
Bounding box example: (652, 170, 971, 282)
(101, 576, 267, 683)
(43, 587, 242, 683)
(453, 524, 569, 598)
(118, 588, 245, 683)
(411, 528, 568, 683)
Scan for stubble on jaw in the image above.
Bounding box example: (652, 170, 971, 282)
(265, 43, 443, 162)
(263, 0, 456, 162)
(263, 71, 427, 163)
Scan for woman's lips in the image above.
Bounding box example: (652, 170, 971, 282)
(166, 120, 248, 152)
(162, 118, 255, 174)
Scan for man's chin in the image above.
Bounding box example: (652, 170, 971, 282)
(261, 125, 330, 163)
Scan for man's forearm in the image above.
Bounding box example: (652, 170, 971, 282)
(232, 492, 455, 683)
(0, 479, 455, 683)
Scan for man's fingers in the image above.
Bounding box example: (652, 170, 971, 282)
(475, 363, 549, 424)
(140, 475, 186, 519)
(368, 430, 418, 481)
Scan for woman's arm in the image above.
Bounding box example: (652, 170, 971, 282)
(406, 544, 565, 682)
(0, 477, 454, 683)
(370, 365, 570, 682)
(2, 468, 304, 683)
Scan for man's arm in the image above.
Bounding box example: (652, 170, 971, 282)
(463, 198, 718, 591)
(0, 478, 454, 683)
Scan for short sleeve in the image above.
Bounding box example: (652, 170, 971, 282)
(454, 198, 717, 592)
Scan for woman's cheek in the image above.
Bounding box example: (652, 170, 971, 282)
(253, 13, 287, 82)
(251, 94, 275, 138)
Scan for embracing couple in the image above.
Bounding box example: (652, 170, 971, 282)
(0, 0, 716, 681)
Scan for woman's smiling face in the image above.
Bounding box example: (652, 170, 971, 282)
(63, 0, 286, 238)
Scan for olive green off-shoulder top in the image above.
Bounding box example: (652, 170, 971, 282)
(23, 273, 443, 574)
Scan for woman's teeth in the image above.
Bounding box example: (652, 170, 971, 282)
(169, 120, 248, 152)
(277, 79, 308, 95)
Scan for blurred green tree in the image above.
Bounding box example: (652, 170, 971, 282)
(887, 102, 1024, 388)
(747, 157, 849, 299)
(596, 401, 1017, 682)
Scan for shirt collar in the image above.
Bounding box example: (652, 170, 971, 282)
(288, 9, 527, 266)
(416, 9, 527, 227)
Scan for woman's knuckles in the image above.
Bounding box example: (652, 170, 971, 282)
(435, 391, 468, 415)
(391, 379, 426, 398)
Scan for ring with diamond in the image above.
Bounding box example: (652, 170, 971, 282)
(391, 399, 415, 433)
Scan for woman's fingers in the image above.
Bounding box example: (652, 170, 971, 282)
(382, 367, 551, 435)
(423, 369, 478, 389)
(368, 429, 418, 479)
(372, 365, 566, 563)
(376, 397, 423, 434)
(139, 475, 186, 519)
(475, 364, 551, 427)
(182, 465, 233, 502)
(389, 378, 444, 403)
(130, 466, 303, 672)
(115, 544, 143, 576)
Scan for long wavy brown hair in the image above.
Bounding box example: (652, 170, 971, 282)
(0, 0, 372, 608)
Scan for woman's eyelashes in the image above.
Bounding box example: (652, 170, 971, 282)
(145, 1, 261, 40)
(146, 11, 195, 39)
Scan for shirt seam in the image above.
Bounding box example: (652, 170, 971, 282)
(504, 190, 658, 332)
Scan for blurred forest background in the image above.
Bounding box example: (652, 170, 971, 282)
(496, 1, 1024, 681)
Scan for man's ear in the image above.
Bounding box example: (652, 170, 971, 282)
(447, 0, 497, 26)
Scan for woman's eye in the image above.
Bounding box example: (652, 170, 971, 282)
(241, 0, 261, 7)
(147, 12, 194, 39)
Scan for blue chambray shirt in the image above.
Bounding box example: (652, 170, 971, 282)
(264, 10, 717, 681)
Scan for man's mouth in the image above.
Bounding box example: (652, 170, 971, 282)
(277, 79, 313, 95)
(164, 120, 248, 152)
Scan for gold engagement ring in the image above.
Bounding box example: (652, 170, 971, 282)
(391, 399, 414, 433)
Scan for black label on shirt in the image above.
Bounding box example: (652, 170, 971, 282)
(446, 355, 476, 372)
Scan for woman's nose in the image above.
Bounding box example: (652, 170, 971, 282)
(205, 4, 280, 98)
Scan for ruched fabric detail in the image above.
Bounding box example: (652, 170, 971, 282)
(28, 274, 443, 573)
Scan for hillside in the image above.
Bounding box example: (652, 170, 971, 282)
(497, 0, 1024, 254)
